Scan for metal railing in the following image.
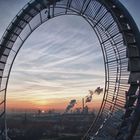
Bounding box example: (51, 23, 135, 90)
(0, 0, 140, 140)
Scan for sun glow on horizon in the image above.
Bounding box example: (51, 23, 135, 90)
(7, 15, 105, 112)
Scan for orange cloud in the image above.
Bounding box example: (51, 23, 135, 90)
(7, 98, 102, 112)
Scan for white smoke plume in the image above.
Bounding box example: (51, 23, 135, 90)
(94, 87, 103, 95)
(85, 87, 103, 103)
(65, 99, 76, 113)
(85, 90, 94, 103)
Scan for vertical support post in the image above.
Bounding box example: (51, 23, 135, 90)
(128, 85, 140, 140)
(82, 98, 85, 113)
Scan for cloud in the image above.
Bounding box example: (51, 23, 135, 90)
(0, 0, 138, 111)
(0, 1, 106, 109)
(7, 15, 105, 106)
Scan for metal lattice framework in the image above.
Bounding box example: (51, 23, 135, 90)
(0, 0, 140, 140)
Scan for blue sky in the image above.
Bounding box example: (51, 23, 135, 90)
(0, 0, 139, 110)
(7, 15, 105, 109)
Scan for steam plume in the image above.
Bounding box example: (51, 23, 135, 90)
(94, 87, 103, 95)
(65, 99, 76, 113)
(85, 90, 94, 103)
(85, 87, 103, 103)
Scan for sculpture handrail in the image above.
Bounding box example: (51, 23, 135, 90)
(0, 0, 139, 140)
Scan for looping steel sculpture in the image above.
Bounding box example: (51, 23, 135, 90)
(0, 0, 140, 140)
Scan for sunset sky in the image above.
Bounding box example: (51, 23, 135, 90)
(7, 16, 105, 111)
(0, 0, 140, 112)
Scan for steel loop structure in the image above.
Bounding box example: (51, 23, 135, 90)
(0, 0, 140, 140)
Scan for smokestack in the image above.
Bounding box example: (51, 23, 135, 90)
(82, 98, 85, 112)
